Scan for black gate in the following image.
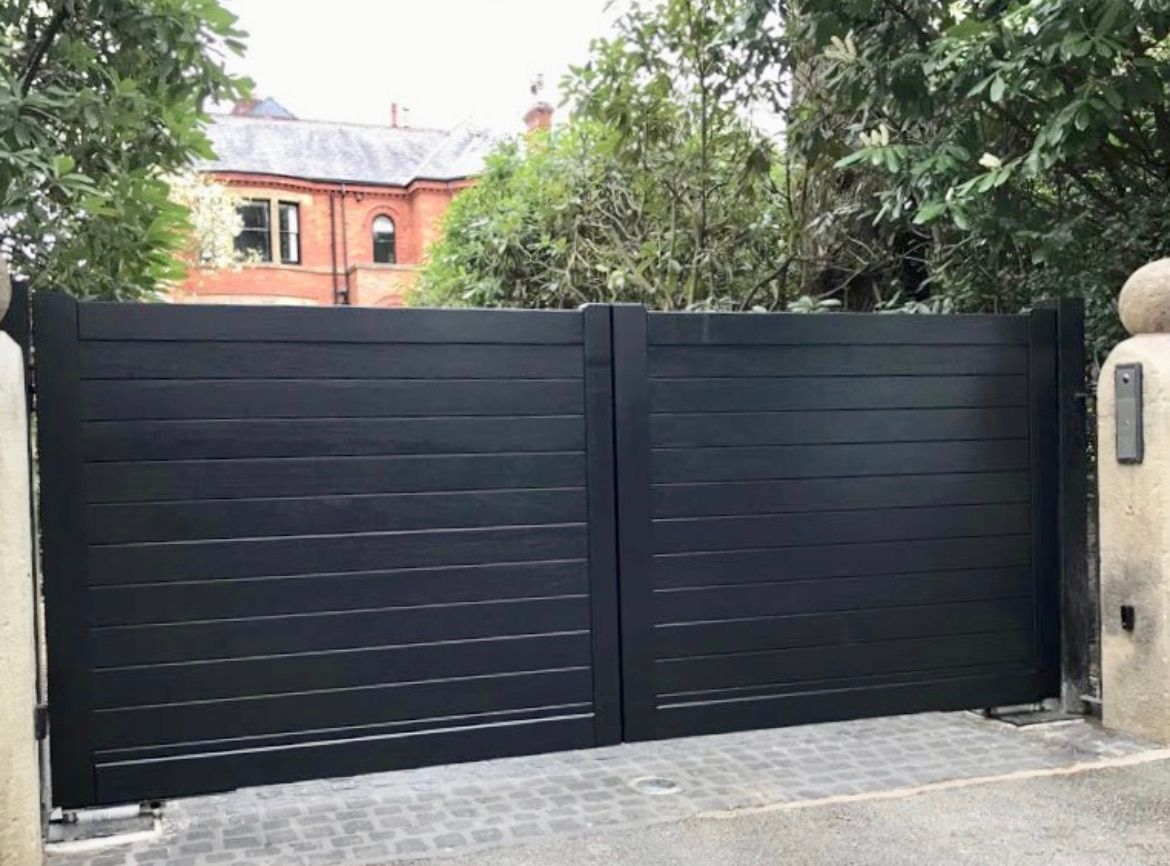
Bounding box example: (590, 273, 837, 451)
(35, 294, 1076, 808)
(612, 305, 1063, 740)
(36, 295, 621, 807)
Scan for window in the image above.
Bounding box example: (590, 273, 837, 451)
(373, 215, 396, 264)
(235, 199, 271, 262)
(278, 202, 300, 264)
(233, 199, 303, 265)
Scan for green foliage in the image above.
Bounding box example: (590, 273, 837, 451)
(430, 0, 1170, 359)
(417, 0, 788, 311)
(763, 0, 1170, 360)
(1, 0, 250, 299)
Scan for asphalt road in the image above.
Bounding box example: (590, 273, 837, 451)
(422, 757, 1170, 866)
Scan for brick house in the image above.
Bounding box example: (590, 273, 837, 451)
(174, 99, 510, 307)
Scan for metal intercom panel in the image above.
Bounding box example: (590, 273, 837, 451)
(1116, 363, 1143, 464)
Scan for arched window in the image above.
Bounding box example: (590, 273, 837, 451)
(372, 215, 396, 264)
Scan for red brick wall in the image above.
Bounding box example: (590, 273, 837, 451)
(347, 265, 415, 307)
(173, 172, 474, 307)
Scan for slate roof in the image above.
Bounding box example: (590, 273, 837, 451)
(199, 115, 497, 186)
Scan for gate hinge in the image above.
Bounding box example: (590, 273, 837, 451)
(35, 703, 48, 741)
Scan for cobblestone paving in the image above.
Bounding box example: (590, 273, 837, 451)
(45, 713, 1154, 866)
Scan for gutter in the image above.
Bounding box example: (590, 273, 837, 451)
(339, 183, 351, 305)
(328, 191, 340, 305)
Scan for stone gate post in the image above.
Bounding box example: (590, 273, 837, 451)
(1100, 259, 1170, 743)
(0, 261, 40, 864)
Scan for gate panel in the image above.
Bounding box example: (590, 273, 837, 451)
(614, 305, 1061, 741)
(38, 296, 1072, 804)
(37, 295, 620, 807)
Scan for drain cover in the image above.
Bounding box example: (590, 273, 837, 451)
(629, 776, 682, 796)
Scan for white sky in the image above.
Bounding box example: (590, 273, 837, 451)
(219, 0, 627, 133)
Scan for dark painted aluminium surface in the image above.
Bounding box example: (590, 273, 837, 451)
(613, 307, 1062, 741)
(37, 295, 620, 807)
(37, 296, 1070, 808)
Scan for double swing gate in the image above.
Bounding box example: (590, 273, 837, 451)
(34, 293, 1079, 808)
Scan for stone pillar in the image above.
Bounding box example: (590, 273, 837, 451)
(0, 267, 40, 864)
(1100, 259, 1170, 743)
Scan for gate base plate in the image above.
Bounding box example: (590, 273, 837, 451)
(47, 803, 161, 845)
(974, 703, 1084, 727)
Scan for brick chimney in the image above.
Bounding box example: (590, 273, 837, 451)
(524, 102, 553, 134)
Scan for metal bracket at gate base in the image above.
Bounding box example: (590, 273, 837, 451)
(47, 802, 163, 844)
(1115, 363, 1143, 464)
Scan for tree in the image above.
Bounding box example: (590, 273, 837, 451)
(166, 170, 247, 292)
(416, 0, 788, 311)
(1, 0, 250, 299)
(749, 0, 1170, 359)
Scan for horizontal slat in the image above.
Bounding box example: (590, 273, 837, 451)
(651, 671, 1044, 741)
(91, 715, 596, 807)
(91, 560, 588, 626)
(84, 452, 587, 504)
(80, 342, 584, 380)
(653, 473, 1030, 518)
(88, 524, 589, 584)
(80, 303, 584, 344)
(83, 416, 583, 461)
(655, 535, 1031, 588)
(91, 667, 594, 750)
(92, 595, 591, 666)
(653, 439, 1029, 483)
(655, 599, 1033, 657)
(88, 488, 587, 544)
(652, 503, 1029, 554)
(651, 408, 1027, 448)
(660, 665, 1028, 705)
(655, 567, 1031, 622)
(656, 630, 1033, 694)
(650, 376, 1028, 413)
(94, 632, 593, 707)
(648, 345, 1028, 378)
(95, 702, 591, 764)
(82, 379, 584, 420)
(647, 312, 1028, 346)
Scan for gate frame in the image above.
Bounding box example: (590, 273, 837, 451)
(36, 292, 98, 807)
(35, 294, 627, 809)
(1037, 299, 1092, 711)
(612, 303, 1080, 741)
(581, 304, 624, 746)
(31, 294, 1086, 805)
(612, 304, 656, 740)
(1029, 305, 1062, 698)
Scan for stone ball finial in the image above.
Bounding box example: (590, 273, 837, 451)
(1120, 258, 1170, 335)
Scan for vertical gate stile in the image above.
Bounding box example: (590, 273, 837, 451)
(1028, 307, 1062, 697)
(611, 304, 655, 740)
(1037, 299, 1090, 709)
(35, 292, 96, 807)
(581, 304, 622, 745)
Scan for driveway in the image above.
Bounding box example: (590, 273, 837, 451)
(427, 755, 1170, 865)
(45, 712, 1160, 866)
